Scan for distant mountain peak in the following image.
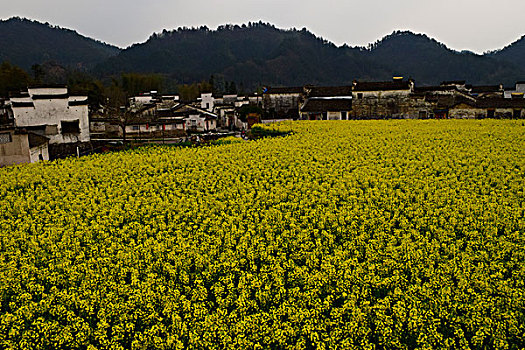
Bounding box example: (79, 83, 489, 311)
(0, 17, 120, 70)
(2, 18, 525, 88)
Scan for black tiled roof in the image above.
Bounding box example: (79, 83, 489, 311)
(301, 98, 352, 112)
(32, 94, 69, 100)
(476, 98, 525, 108)
(11, 101, 35, 108)
(352, 81, 411, 91)
(307, 86, 353, 97)
(469, 85, 502, 93)
(264, 87, 304, 94)
(28, 132, 49, 148)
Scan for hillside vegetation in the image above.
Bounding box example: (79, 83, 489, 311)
(96, 24, 525, 88)
(0, 120, 524, 349)
(3, 18, 525, 89)
(0, 17, 120, 70)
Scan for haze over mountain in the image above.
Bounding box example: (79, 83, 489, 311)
(0, 17, 120, 70)
(2, 17, 525, 89)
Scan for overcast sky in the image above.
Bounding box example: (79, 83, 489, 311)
(2, 0, 525, 53)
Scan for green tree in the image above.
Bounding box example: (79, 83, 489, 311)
(0, 61, 32, 97)
(121, 73, 163, 96)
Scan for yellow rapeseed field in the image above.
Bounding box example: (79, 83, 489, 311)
(0, 120, 524, 349)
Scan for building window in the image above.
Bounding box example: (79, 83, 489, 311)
(341, 111, 347, 120)
(487, 109, 495, 118)
(132, 125, 140, 131)
(0, 132, 12, 144)
(61, 120, 80, 134)
(357, 93, 363, 99)
(513, 109, 521, 118)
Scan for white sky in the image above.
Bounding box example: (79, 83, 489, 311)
(2, 0, 525, 53)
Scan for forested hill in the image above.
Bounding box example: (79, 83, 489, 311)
(96, 23, 388, 87)
(3, 18, 525, 88)
(95, 23, 525, 88)
(364, 31, 525, 86)
(489, 35, 525, 72)
(0, 17, 120, 70)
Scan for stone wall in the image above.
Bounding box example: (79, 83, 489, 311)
(351, 90, 413, 119)
(262, 93, 301, 118)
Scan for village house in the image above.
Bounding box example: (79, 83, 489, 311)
(9, 85, 90, 145)
(350, 78, 415, 119)
(300, 86, 353, 120)
(300, 99, 353, 120)
(89, 117, 121, 137)
(214, 103, 237, 129)
(448, 97, 525, 119)
(200, 92, 215, 112)
(504, 82, 525, 99)
(172, 104, 217, 132)
(262, 86, 303, 119)
(0, 127, 49, 167)
(468, 85, 504, 99)
(123, 115, 186, 138)
(408, 85, 477, 119)
(202, 92, 263, 130)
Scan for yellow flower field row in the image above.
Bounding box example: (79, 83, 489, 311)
(0, 120, 524, 349)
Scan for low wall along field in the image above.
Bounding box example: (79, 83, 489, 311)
(0, 120, 524, 349)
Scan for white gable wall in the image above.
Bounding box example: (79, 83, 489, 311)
(11, 89, 90, 144)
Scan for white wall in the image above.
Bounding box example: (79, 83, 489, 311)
(133, 95, 154, 105)
(11, 88, 90, 144)
(28, 87, 67, 95)
(29, 144, 49, 163)
(201, 93, 214, 111)
(327, 111, 342, 120)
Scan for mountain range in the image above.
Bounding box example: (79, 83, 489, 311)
(2, 17, 525, 89)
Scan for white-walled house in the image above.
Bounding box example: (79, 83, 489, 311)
(124, 118, 186, 136)
(173, 104, 218, 132)
(0, 129, 49, 167)
(300, 99, 352, 120)
(504, 82, 525, 99)
(200, 93, 215, 112)
(10, 86, 90, 144)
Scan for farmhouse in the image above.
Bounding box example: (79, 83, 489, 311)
(9, 86, 90, 145)
(0, 128, 49, 167)
(300, 86, 353, 120)
(172, 104, 217, 132)
(407, 86, 477, 119)
(504, 82, 525, 99)
(468, 85, 504, 99)
(300, 99, 352, 120)
(124, 115, 186, 137)
(446, 96, 525, 119)
(262, 86, 303, 119)
(350, 78, 414, 119)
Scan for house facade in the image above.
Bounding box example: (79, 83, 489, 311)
(0, 128, 49, 167)
(262, 87, 303, 119)
(10, 86, 90, 144)
(350, 78, 415, 119)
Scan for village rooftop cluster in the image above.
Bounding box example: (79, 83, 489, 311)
(1, 77, 525, 167)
